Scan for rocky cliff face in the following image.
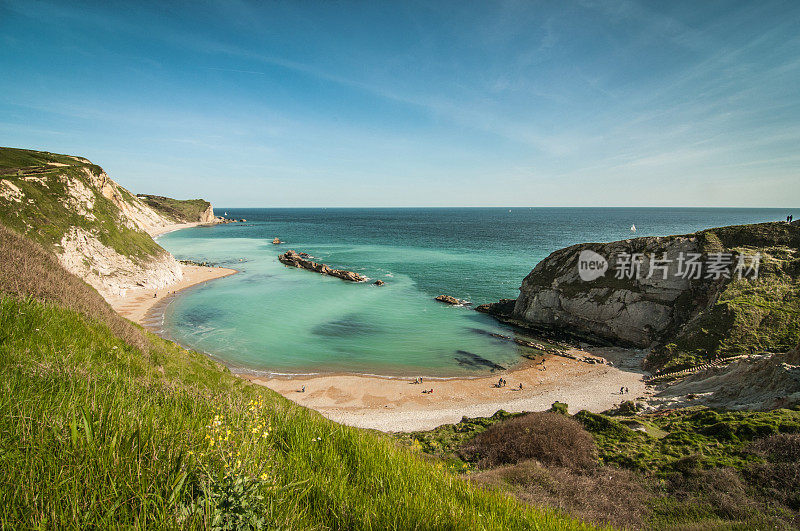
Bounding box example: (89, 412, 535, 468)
(502, 222, 800, 371)
(200, 203, 215, 222)
(85, 170, 176, 234)
(0, 147, 195, 299)
(513, 235, 703, 347)
(57, 226, 182, 299)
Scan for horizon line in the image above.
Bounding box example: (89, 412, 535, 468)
(213, 205, 799, 210)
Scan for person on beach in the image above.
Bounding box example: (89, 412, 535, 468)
(620, 386, 625, 394)
(625, 387, 629, 394)
(301, 385, 305, 393)
(519, 383, 523, 390)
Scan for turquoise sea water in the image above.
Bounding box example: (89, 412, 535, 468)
(157, 208, 789, 377)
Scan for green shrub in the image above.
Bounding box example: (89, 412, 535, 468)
(459, 412, 597, 470)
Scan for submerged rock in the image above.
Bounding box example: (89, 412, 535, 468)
(373, 279, 385, 286)
(278, 250, 367, 282)
(454, 350, 506, 372)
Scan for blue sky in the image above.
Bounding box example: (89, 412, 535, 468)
(1, 0, 798, 207)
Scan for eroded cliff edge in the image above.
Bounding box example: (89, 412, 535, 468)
(482, 221, 800, 372)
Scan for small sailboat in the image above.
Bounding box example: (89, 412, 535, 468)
(630, 224, 637, 232)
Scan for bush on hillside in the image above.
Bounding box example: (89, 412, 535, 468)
(745, 434, 800, 511)
(665, 466, 762, 523)
(749, 433, 800, 462)
(459, 412, 597, 469)
(472, 460, 649, 529)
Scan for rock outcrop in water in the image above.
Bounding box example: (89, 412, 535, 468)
(435, 295, 469, 306)
(482, 222, 800, 372)
(475, 299, 516, 316)
(278, 250, 367, 282)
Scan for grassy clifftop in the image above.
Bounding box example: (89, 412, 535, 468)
(0, 147, 163, 261)
(0, 146, 98, 171)
(0, 224, 583, 528)
(137, 194, 215, 223)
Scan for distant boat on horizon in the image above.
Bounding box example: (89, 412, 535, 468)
(630, 224, 637, 232)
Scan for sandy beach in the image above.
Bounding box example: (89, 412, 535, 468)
(109, 264, 237, 327)
(246, 347, 651, 432)
(118, 220, 651, 434)
(149, 221, 217, 237)
(111, 262, 651, 432)
(108, 220, 236, 327)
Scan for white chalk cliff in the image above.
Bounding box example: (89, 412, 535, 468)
(0, 149, 220, 300)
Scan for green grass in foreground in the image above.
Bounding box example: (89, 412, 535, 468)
(0, 294, 591, 529)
